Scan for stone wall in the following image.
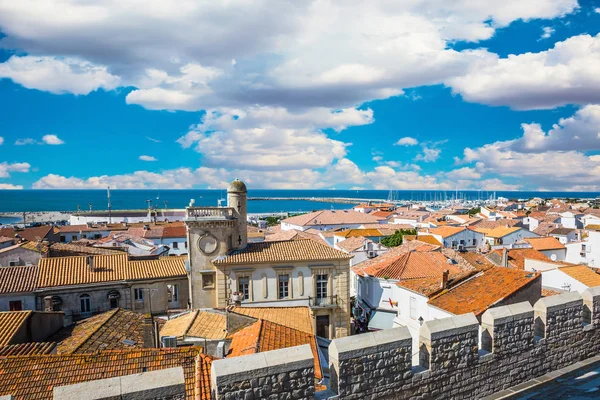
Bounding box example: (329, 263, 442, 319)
(211, 345, 315, 400)
(329, 289, 600, 399)
(209, 287, 600, 399)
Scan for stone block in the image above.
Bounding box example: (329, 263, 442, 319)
(420, 313, 479, 341)
(582, 286, 600, 325)
(534, 291, 582, 313)
(212, 345, 314, 390)
(329, 326, 411, 362)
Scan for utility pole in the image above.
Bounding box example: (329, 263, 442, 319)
(107, 186, 112, 224)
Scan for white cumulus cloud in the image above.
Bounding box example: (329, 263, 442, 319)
(42, 134, 64, 145)
(0, 56, 120, 95)
(395, 137, 419, 146)
(139, 155, 157, 161)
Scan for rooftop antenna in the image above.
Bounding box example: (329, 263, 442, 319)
(107, 186, 112, 224)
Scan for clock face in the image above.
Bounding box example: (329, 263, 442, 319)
(198, 234, 219, 255)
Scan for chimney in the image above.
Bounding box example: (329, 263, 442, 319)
(43, 296, 53, 312)
(87, 255, 94, 272)
(502, 247, 508, 268)
(143, 314, 155, 348)
(441, 270, 449, 289)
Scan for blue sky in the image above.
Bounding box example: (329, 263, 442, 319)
(0, 0, 599, 191)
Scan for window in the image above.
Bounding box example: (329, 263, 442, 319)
(82, 234, 87, 238)
(8, 260, 18, 267)
(238, 277, 250, 300)
(134, 288, 144, 301)
(316, 274, 328, 299)
(472, 239, 477, 245)
(50, 296, 62, 311)
(167, 284, 179, 302)
(80, 294, 91, 314)
(108, 290, 120, 309)
(9, 301, 22, 311)
(173, 242, 179, 249)
(60, 236, 65, 242)
(184, 241, 188, 249)
(202, 273, 215, 289)
(409, 296, 417, 319)
(278, 274, 289, 299)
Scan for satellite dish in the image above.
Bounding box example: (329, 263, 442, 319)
(551, 254, 557, 261)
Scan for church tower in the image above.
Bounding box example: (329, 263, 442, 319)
(184, 179, 248, 308)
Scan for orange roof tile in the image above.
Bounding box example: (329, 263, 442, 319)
(351, 241, 438, 277)
(497, 248, 550, 269)
(0, 348, 212, 400)
(161, 310, 228, 340)
(0, 311, 32, 346)
(363, 251, 461, 280)
(0, 266, 38, 294)
(336, 236, 368, 252)
(338, 228, 384, 238)
(37, 254, 186, 288)
(0, 342, 56, 357)
(229, 306, 313, 334)
(228, 319, 322, 379)
(52, 308, 149, 354)
(525, 236, 566, 251)
(282, 210, 380, 227)
(0, 226, 54, 242)
(213, 239, 351, 266)
(428, 267, 540, 317)
(427, 226, 466, 238)
(559, 265, 600, 287)
(413, 235, 443, 247)
(483, 226, 522, 238)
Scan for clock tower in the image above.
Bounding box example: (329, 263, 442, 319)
(185, 179, 248, 308)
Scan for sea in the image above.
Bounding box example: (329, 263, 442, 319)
(0, 189, 598, 221)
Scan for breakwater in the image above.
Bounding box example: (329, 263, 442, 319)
(247, 196, 388, 205)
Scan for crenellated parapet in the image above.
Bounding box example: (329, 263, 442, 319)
(210, 287, 600, 399)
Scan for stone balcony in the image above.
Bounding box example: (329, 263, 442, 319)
(184, 207, 235, 221)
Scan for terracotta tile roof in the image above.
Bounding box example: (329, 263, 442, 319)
(470, 219, 522, 230)
(0, 348, 212, 400)
(428, 267, 540, 317)
(337, 229, 384, 238)
(559, 265, 600, 287)
(370, 211, 396, 219)
(351, 241, 438, 277)
(49, 242, 123, 256)
(483, 226, 522, 238)
(213, 239, 351, 266)
(586, 224, 600, 231)
(52, 309, 148, 354)
(362, 250, 461, 280)
(0, 266, 38, 294)
(0, 226, 54, 242)
(550, 227, 575, 236)
(229, 306, 313, 334)
(525, 236, 566, 251)
(533, 222, 560, 236)
(0, 311, 32, 346)
(542, 288, 563, 297)
(0, 342, 56, 357)
(18, 240, 47, 253)
(0, 236, 13, 244)
(162, 225, 187, 238)
(37, 254, 186, 288)
(228, 319, 322, 379)
(160, 311, 228, 340)
(282, 210, 380, 227)
(505, 248, 550, 269)
(427, 226, 466, 238)
(337, 236, 368, 252)
(412, 235, 443, 247)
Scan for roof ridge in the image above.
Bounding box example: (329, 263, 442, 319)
(183, 310, 200, 337)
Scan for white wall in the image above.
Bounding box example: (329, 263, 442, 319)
(161, 237, 188, 256)
(540, 248, 567, 262)
(541, 269, 589, 294)
(423, 230, 485, 250)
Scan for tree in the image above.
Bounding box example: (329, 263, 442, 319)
(467, 207, 481, 217)
(381, 229, 417, 248)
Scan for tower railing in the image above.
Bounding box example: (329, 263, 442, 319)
(185, 207, 235, 220)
